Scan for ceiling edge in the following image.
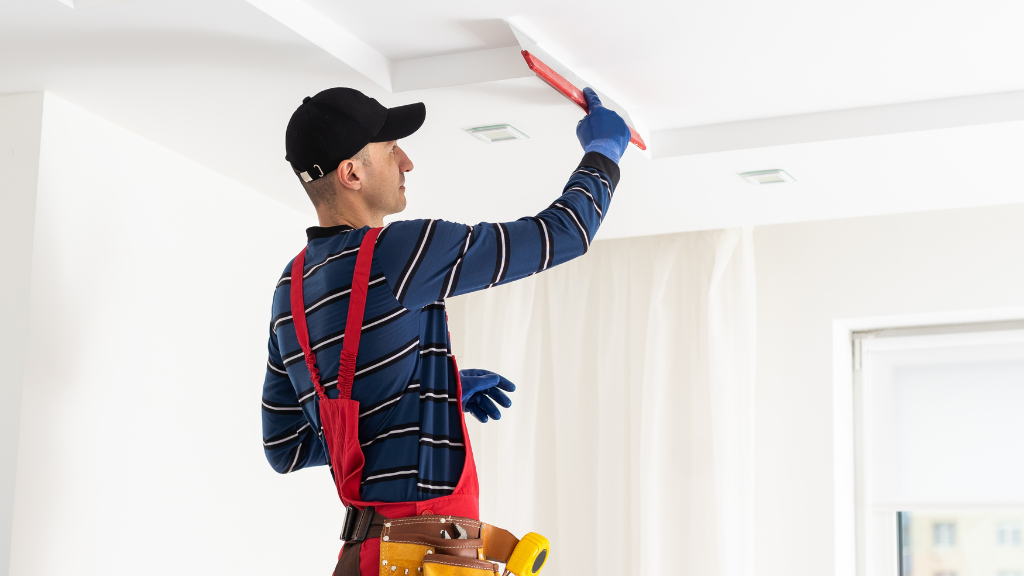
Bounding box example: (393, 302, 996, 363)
(652, 90, 1024, 159)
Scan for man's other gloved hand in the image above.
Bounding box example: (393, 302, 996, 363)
(575, 87, 631, 164)
(459, 369, 516, 423)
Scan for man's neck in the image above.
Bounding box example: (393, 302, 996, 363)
(317, 206, 383, 229)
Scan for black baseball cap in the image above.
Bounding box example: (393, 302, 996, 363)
(285, 87, 425, 183)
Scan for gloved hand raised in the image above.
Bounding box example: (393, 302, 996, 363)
(459, 369, 516, 423)
(575, 87, 631, 164)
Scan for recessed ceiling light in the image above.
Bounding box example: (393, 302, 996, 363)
(738, 169, 796, 185)
(464, 124, 529, 143)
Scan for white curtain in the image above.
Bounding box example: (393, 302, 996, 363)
(447, 227, 756, 576)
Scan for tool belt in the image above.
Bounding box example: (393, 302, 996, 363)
(335, 506, 520, 576)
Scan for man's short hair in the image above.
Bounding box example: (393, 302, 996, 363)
(302, 169, 337, 208)
(300, 146, 372, 208)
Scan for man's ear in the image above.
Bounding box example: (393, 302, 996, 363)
(335, 158, 363, 191)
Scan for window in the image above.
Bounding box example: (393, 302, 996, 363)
(899, 512, 1024, 575)
(850, 320, 1024, 576)
(932, 523, 956, 548)
(998, 522, 1022, 547)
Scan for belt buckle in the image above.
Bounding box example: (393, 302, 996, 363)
(340, 505, 376, 543)
(340, 505, 358, 541)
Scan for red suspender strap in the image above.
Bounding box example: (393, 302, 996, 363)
(289, 247, 327, 402)
(289, 228, 382, 404)
(338, 227, 381, 399)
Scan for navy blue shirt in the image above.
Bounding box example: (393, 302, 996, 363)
(262, 152, 620, 502)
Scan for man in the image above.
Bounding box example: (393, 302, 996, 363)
(261, 86, 629, 572)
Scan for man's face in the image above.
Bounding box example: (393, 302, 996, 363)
(360, 140, 413, 216)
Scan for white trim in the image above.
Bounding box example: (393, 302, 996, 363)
(492, 224, 507, 286)
(359, 395, 402, 418)
(360, 426, 419, 447)
(442, 261, 460, 296)
(272, 315, 293, 331)
(286, 443, 302, 473)
(554, 202, 589, 250)
(652, 89, 1024, 159)
(363, 308, 405, 331)
(311, 332, 344, 352)
(573, 169, 611, 193)
(364, 468, 417, 482)
(264, 422, 310, 447)
(396, 220, 435, 298)
(537, 218, 551, 270)
(355, 340, 419, 376)
(567, 186, 602, 218)
(304, 247, 359, 278)
(419, 438, 463, 447)
(416, 482, 458, 490)
(262, 400, 300, 412)
(307, 289, 350, 312)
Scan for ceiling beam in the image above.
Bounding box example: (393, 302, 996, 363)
(392, 47, 531, 93)
(244, 0, 535, 94)
(651, 89, 1024, 159)
(245, 0, 394, 91)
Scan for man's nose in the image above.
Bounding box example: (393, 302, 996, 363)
(397, 146, 413, 172)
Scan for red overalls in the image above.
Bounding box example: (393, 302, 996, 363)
(290, 228, 481, 576)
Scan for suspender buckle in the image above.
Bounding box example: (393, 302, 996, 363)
(341, 505, 377, 543)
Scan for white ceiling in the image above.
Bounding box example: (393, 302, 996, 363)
(3, 0, 1024, 239)
(301, 0, 1024, 128)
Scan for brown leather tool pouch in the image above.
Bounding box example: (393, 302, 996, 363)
(422, 555, 499, 576)
(380, 516, 489, 576)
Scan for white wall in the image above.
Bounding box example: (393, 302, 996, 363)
(452, 200, 1024, 576)
(8, 94, 346, 576)
(9, 90, 1024, 576)
(0, 92, 44, 576)
(754, 203, 1024, 576)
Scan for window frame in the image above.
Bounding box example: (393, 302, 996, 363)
(832, 309, 1024, 576)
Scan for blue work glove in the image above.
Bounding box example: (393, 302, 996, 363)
(575, 87, 631, 164)
(459, 369, 516, 423)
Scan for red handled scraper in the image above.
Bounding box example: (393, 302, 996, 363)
(521, 50, 647, 151)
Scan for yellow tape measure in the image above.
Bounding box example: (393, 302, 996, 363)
(504, 532, 550, 576)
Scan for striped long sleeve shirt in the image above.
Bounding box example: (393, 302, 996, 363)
(262, 151, 620, 502)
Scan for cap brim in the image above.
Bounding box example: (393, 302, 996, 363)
(372, 102, 426, 142)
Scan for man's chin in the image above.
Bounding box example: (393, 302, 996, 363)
(392, 196, 407, 215)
